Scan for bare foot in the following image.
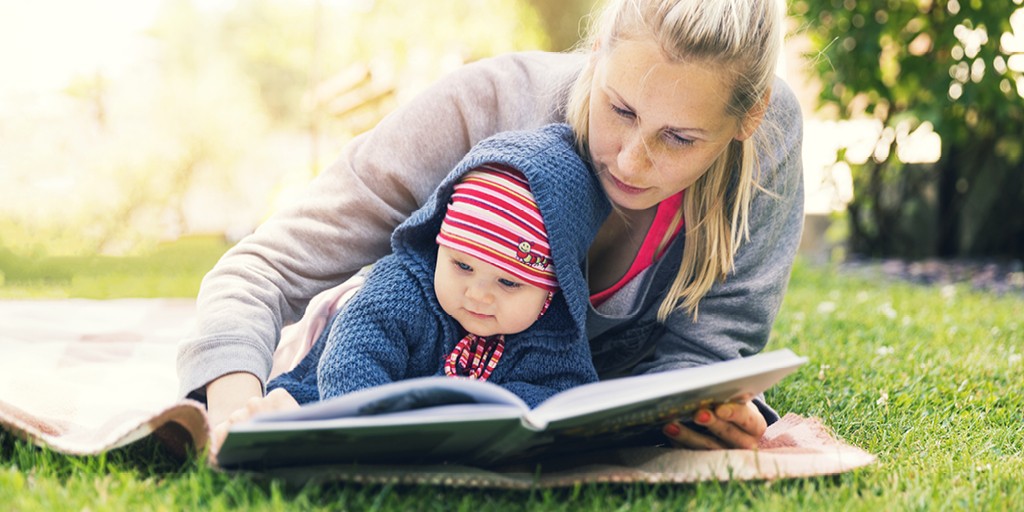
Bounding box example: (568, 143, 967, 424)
(208, 388, 300, 465)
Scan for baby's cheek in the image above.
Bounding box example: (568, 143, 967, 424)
(501, 290, 549, 334)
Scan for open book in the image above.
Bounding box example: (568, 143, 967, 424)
(217, 349, 806, 469)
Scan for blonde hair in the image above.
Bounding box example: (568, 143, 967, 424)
(566, 0, 783, 321)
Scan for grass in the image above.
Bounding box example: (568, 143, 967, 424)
(2, 239, 1022, 510)
(0, 235, 231, 299)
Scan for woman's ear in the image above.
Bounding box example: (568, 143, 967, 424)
(736, 88, 772, 141)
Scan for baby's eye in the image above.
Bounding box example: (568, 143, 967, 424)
(498, 278, 522, 289)
(453, 260, 472, 272)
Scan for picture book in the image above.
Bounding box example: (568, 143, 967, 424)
(217, 349, 807, 469)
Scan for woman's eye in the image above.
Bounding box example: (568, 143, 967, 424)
(664, 131, 695, 147)
(610, 103, 635, 120)
(498, 278, 521, 289)
(454, 260, 472, 272)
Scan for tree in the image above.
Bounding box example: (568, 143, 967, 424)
(792, 0, 1024, 259)
(524, 0, 599, 51)
(222, 0, 551, 174)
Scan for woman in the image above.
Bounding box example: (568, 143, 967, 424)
(178, 0, 803, 454)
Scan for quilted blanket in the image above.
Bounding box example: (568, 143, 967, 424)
(0, 298, 874, 487)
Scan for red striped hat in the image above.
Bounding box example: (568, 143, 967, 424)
(436, 164, 557, 292)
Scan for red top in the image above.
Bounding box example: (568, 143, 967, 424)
(590, 192, 685, 307)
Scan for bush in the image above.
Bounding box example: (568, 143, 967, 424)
(792, 0, 1024, 258)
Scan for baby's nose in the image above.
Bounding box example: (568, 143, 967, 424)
(465, 281, 494, 304)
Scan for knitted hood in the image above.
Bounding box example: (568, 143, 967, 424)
(391, 123, 610, 346)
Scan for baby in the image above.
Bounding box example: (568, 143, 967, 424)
(227, 124, 610, 425)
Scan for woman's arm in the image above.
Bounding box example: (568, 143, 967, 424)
(176, 52, 583, 404)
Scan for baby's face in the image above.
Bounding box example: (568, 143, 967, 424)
(434, 245, 550, 337)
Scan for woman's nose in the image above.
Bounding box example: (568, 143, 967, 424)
(618, 132, 652, 178)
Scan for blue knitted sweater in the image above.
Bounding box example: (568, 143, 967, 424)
(267, 124, 610, 408)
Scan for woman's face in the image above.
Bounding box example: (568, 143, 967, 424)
(587, 37, 744, 212)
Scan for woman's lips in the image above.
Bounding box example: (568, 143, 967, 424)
(607, 172, 647, 195)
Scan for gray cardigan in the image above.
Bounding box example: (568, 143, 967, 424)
(176, 51, 804, 417)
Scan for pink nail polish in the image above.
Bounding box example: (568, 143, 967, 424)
(663, 423, 681, 437)
(695, 410, 712, 424)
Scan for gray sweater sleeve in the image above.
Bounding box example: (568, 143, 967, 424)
(176, 52, 581, 399)
(633, 78, 805, 374)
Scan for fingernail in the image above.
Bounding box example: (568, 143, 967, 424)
(663, 423, 681, 437)
(695, 410, 712, 424)
(718, 404, 733, 420)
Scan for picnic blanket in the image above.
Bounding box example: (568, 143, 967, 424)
(0, 298, 875, 487)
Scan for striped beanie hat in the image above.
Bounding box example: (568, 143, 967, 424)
(436, 164, 557, 292)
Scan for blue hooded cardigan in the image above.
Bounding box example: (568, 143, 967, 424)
(267, 124, 611, 408)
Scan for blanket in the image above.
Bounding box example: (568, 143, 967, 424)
(0, 298, 874, 487)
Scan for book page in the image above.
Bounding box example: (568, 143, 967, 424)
(524, 350, 806, 432)
(248, 375, 529, 424)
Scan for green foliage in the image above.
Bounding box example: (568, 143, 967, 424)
(2, 259, 1024, 509)
(524, 0, 601, 51)
(792, 0, 1024, 258)
(218, 0, 551, 128)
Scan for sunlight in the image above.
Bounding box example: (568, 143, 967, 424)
(0, 0, 551, 255)
(0, 1, 159, 96)
(1001, 8, 1024, 95)
(801, 118, 942, 215)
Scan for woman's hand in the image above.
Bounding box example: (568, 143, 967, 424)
(204, 372, 263, 463)
(661, 401, 767, 450)
(208, 388, 301, 465)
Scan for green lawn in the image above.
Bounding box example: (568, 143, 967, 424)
(1, 240, 1022, 510)
(0, 236, 231, 299)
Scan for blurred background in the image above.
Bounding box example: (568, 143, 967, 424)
(0, 0, 1021, 274)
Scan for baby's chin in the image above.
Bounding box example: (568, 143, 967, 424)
(455, 317, 515, 339)
(457, 323, 502, 338)
(449, 306, 536, 338)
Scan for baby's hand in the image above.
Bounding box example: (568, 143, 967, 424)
(208, 388, 300, 465)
